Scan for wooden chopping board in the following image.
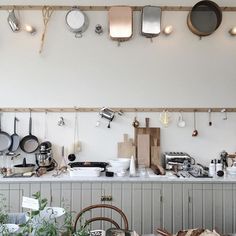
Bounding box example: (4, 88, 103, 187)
(118, 134, 136, 158)
(135, 118, 161, 167)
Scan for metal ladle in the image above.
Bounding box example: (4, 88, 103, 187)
(192, 111, 198, 137)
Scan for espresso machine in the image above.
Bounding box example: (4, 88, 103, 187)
(35, 142, 57, 172)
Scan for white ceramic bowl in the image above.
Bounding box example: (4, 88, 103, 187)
(0, 224, 19, 233)
(227, 167, 236, 175)
(108, 158, 130, 170)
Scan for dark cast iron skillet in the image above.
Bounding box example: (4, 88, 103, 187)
(20, 113, 39, 153)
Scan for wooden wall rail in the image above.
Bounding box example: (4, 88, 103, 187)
(0, 5, 236, 12)
(0, 108, 235, 113)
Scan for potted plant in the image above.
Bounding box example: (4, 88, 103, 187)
(17, 191, 90, 236)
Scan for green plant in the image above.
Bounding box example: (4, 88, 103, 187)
(0, 194, 8, 224)
(17, 191, 59, 236)
(17, 191, 90, 236)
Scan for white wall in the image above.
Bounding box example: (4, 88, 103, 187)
(0, 0, 236, 167)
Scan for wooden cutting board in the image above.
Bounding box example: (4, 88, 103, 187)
(135, 118, 160, 167)
(151, 138, 161, 166)
(118, 134, 136, 158)
(137, 134, 150, 167)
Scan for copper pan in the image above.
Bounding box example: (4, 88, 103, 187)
(109, 6, 133, 44)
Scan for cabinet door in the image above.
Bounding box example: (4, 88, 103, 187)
(183, 184, 192, 229)
(162, 184, 172, 232)
(9, 184, 22, 213)
(101, 182, 162, 234)
(131, 183, 162, 234)
(190, 184, 213, 230)
(71, 182, 103, 230)
(223, 184, 234, 234)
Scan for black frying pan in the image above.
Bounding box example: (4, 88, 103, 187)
(8, 116, 20, 153)
(20, 113, 39, 153)
(0, 114, 12, 152)
(187, 0, 222, 37)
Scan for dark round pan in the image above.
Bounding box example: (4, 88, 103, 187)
(8, 116, 20, 153)
(0, 114, 12, 152)
(20, 114, 39, 153)
(187, 1, 222, 37)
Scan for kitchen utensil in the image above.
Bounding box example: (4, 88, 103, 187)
(65, 7, 89, 38)
(20, 112, 39, 153)
(160, 110, 171, 127)
(109, 6, 133, 45)
(221, 108, 228, 120)
(95, 24, 103, 35)
(135, 118, 160, 167)
(8, 116, 20, 154)
(68, 154, 76, 162)
(39, 6, 53, 53)
(58, 116, 65, 126)
(61, 146, 67, 167)
(187, 0, 222, 37)
(208, 109, 212, 126)
(99, 107, 115, 128)
(0, 114, 12, 152)
(14, 158, 35, 174)
(151, 138, 160, 166)
(177, 112, 186, 128)
(68, 112, 77, 160)
(73, 110, 81, 154)
(141, 6, 161, 40)
(7, 9, 20, 32)
(192, 111, 198, 137)
(117, 134, 136, 158)
(35, 141, 53, 168)
(132, 116, 140, 128)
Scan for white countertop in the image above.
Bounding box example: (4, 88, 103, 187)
(1, 169, 236, 183)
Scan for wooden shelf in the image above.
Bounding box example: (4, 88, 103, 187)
(0, 107, 235, 113)
(0, 5, 235, 12)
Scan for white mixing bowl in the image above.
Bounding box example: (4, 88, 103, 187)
(108, 158, 130, 170)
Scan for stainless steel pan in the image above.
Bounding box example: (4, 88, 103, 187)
(8, 116, 20, 153)
(141, 6, 162, 38)
(65, 7, 89, 38)
(0, 114, 12, 152)
(109, 6, 133, 45)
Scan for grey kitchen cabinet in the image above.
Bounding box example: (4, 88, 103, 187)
(101, 183, 162, 235)
(185, 183, 236, 234)
(162, 183, 185, 233)
(1, 181, 236, 235)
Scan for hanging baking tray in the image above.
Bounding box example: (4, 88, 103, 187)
(108, 6, 133, 45)
(141, 6, 162, 39)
